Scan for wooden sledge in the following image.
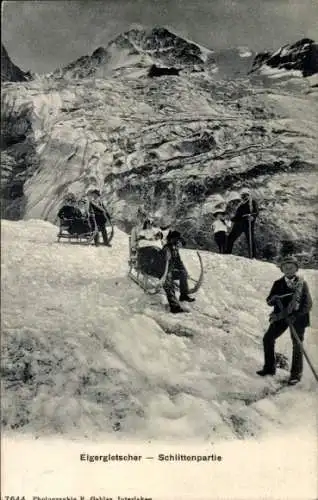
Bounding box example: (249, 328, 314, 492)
(128, 237, 204, 295)
(57, 215, 114, 245)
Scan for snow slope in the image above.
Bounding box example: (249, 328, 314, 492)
(1, 219, 317, 442)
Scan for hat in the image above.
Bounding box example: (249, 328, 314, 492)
(167, 230, 182, 242)
(241, 188, 250, 197)
(64, 193, 76, 203)
(213, 208, 226, 216)
(87, 188, 101, 196)
(227, 191, 241, 203)
(279, 256, 299, 271)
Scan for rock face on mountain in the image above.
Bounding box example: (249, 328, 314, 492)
(1, 29, 318, 265)
(1, 44, 31, 82)
(251, 38, 318, 77)
(54, 27, 213, 79)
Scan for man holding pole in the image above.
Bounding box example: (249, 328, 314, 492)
(226, 188, 258, 258)
(257, 256, 314, 385)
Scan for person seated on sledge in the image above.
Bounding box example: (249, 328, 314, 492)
(137, 218, 163, 248)
(77, 197, 89, 217)
(130, 208, 147, 255)
(87, 189, 111, 247)
(57, 193, 83, 233)
(162, 230, 195, 314)
(135, 218, 164, 276)
(70, 196, 97, 236)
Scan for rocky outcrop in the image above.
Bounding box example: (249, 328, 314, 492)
(251, 38, 318, 77)
(1, 92, 38, 219)
(1, 44, 31, 82)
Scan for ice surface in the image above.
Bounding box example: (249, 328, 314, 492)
(1, 219, 317, 442)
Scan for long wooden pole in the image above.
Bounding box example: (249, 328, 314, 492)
(276, 298, 318, 384)
(248, 216, 253, 259)
(248, 194, 253, 259)
(288, 321, 318, 383)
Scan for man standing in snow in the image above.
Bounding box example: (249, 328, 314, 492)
(257, 256, 313, 385)
(87, 189, 111, 247)
(226, 188, 258, 258)
(162, 230, 195, 314)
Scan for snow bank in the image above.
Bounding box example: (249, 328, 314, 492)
(260, 64, 303, 79)
(1, 219, 317, 443)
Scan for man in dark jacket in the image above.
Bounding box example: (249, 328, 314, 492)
(257, 256, 313, 385)
(87, 189, 111, 247)
(162, 231, 194, 314)
(226, 188, 258, 258)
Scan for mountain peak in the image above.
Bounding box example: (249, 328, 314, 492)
(56, 26, 214, 79)
(111, 25, 204, 57)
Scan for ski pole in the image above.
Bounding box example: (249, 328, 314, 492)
(248, 194, 253, 259)
(276, 298, 318, 384)
(288, 322, 318, 383)
(248, 216, 253, 259)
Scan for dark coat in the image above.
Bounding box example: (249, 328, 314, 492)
(162, 243, 186, 273)
(58, 204, 82, 221)
(232, 199, 259, 223)
(89, 200, 110, 227)
(266, 276, 313, 328)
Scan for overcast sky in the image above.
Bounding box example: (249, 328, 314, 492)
(1, 0, 317, 74)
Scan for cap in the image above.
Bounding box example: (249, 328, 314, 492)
(213, 209, 226, 216)
(87, 188, 101, 196)
(241, 188, 250, 196)
(279, 256, 299, 271)
(64, 193, 76, 202)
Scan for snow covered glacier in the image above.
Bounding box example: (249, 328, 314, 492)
(2, 219, 317, 441)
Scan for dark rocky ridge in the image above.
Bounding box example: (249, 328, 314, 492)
(1, 44, 31, 82)
(251, 38, 318, 77)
